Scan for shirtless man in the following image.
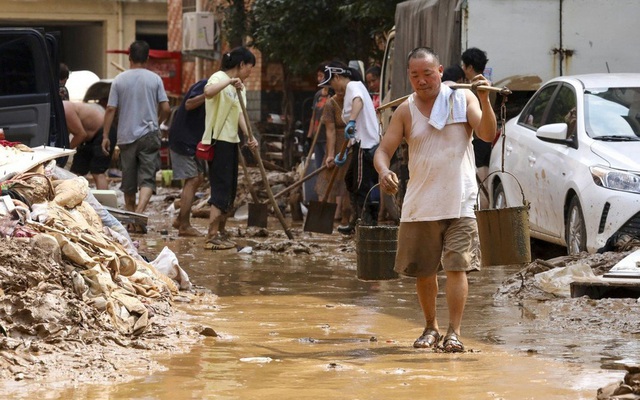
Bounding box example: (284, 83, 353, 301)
(63, 100, 115, 190)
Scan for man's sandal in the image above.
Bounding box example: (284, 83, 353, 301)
(413, 328, 441, 348)
(204, 237, 235, 250)
(442, 332, 465, 353)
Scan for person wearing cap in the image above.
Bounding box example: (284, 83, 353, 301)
(319, 61, 380, 233)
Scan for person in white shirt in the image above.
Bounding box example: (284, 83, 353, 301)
(318, 61, 380, 233)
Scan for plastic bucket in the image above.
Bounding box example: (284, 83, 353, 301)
(475, 172, 531, 266)
(356, 224, 400, 281)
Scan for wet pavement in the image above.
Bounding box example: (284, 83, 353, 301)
(13, 214, 633, 399)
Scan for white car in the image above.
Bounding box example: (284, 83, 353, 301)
(487, 73, 640, 254)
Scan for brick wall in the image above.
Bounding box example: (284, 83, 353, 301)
(167, 0, 262, 121)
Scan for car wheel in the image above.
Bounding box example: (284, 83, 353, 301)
(566, 196, 587, 255)
(493, 182, 507, 209)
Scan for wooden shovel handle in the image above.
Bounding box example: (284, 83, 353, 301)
(303, 117, 323, 174)
(236, 88, 293, 240)
(237, 145, 261, 204)
(321, 139, 349, 204)
(271, 164, 328, 201)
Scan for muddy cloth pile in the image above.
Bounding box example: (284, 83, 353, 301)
(598, 364, 640, 399)
(0, 161, 180, 341)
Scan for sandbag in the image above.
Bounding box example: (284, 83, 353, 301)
(53, 176, 89, 208)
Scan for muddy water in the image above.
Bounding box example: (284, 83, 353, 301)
(55, 219, 622, 399)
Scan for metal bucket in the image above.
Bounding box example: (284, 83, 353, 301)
(475, 172, 531, 266)
(356, 224, 399, 281)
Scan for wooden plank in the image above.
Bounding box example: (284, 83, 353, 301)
(103, 206, 148, 230)
(603, 271, 640, 279)
(91, 190, 118, 208)
(570, 276, 640, 299)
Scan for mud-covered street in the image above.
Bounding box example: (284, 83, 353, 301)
(2, 181, 639, 399)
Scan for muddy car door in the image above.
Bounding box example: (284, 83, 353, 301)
(0, 28, 68, 151)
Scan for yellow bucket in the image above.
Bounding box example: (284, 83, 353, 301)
(475, 172, 531, 266)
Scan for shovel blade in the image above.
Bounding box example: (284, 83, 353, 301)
(303, 201, 337, 234)
(247, 203, 268, 228)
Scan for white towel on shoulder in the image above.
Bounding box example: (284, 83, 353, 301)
(428, 84, 468, 130)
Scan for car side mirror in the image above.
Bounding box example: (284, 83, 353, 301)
(536, 123, 575, 147)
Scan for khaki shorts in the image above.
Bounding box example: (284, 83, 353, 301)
(119, 131, 161, 195)
(394, 218, 481, 278)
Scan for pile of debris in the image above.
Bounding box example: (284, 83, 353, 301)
(598, 364, 640, 400)
(493, 237, 640, 400)
(0, 146, 201, 383)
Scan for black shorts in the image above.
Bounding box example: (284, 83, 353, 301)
(207, 140, 238, 214)
(472, 136, 492, 168)
(70, 127, 116, 175)
(344, 142, 379, 205)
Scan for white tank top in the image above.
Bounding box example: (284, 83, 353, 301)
(400, 93, 478, 222)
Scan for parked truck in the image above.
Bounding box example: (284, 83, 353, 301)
(380, 0, 640, 118)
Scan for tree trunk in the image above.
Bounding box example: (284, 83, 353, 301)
(281, 66, 296, 170)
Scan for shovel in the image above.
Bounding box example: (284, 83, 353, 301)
(247, 164, 328, 227)
(303, 140, 349, 234)
(237, 89, 294, 239)
(237, 147, 270, 228)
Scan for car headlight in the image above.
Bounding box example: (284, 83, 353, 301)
(590, 166, 640, 194)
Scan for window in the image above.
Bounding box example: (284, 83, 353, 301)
(0, 35, 38, 96)
(585, 87, 640, 138)
(547, 85, 576, 124)
(519, 84, 558, 129)
(547, 84, 577, 138)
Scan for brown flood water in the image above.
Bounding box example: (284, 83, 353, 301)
(34, 217, 629, 399)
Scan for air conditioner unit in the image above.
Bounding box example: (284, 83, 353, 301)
(182, 12, 217, 52)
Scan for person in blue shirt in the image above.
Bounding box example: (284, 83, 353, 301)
(169, 79, 208, 237)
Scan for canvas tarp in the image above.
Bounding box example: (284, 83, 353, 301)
(392, 0, 462, 100)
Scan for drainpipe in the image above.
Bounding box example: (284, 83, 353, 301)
(118, 0, 125, 74)
(195, 0, 203, 81)
(558, 0, 563, 76)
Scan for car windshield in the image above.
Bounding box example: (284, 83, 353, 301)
(584, 87, 640, 139)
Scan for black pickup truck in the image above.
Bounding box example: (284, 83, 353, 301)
(0, 28, 68, 151)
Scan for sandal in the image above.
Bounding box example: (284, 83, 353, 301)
(204, 236, 235, 250)
(413, 328, 441, 348)
(218, 231, 237, 247)
(442, 332, 465, 353)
